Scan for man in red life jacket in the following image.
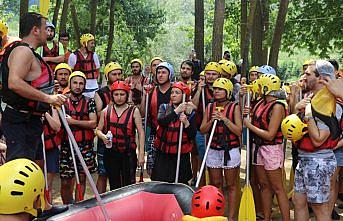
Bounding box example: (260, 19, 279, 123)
(125, 59, 148, 107)
(68, 33, 100, 98)
(293, 60, 341, 221)
(38, 22, 65, 72)
(140, 62, 175, 175)
(59, 71, 97, 204)
(1, 12, 66, 162)
(94, 61, 123, 193)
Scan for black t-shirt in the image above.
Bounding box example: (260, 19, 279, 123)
(150, 87, 172, 133)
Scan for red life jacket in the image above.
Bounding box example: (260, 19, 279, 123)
(43, 116, 61, 150)
(73, 50, 99, 79)
(42, 41, 59, 71)
(64, 96, 94, 142)
(148, 87, 159, 130)
(251, 98, 286, 146)
(196, 85, 214, 127)
(295, 133, 338, 152)
(104, 105, 136, 152)
(1, 41, 54, 113)
(154, 104, 193, 154)
(206, 102, 240, 149)
(97, 86, 111, 110)
(337, 100, 343, 130)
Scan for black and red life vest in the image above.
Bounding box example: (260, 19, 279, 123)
(251, 98, 286, 146)
(149, 87, 159, 129)
(97, 86, 111, 110)
(154, 104, 193, 154)
(73, 50, 99, 80)
(104, 105, 136, 152)
(64, 96, 94, 143)
(1, 41, 54, 113)
(42, 41, 59, 71)
(206, 102, 240, 149)
(43, 113, 61, 150)
(196, 85, 214, 127)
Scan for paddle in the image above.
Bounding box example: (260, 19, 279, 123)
(56, 106, 111, 221)
(195, 106, 224, 188)
(41, 133, 50, 203)
(61, 105, 83, 201)
(175, 93, 186, 183)
(238, 86, 256, 221)
(143, 85, 152, 152)
(201, 87, 208, 145)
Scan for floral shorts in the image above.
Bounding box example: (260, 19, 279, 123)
(206, 147, 240, 169)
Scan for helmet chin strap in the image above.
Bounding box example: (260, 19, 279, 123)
(214, 97, 227, 103)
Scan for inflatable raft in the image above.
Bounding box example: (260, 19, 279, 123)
(47, 182, 194, 221)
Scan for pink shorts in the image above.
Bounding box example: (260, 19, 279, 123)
(252, 143, 284, 170)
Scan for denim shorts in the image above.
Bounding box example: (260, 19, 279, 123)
(97, 139, 107, 176)
(294, 156, 336, 203)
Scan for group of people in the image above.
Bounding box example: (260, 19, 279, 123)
(1, 11, 343, 221)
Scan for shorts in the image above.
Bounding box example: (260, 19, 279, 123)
(334, 148, 343, 167)
(253, 143, 284, 170)
(195, 130, 205, 160)
(97, 139, 107, 176)
(47, 147, 60, 173)
(2, 107, 43, 161)
(294, 156, 337, 203)
(206, 147, 240, 169)
(59, 141, 97, 179)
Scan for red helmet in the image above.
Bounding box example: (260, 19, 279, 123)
(172, 81, 191, 97)
(191, 185, 225, 218)
(110, 81, 130, 93)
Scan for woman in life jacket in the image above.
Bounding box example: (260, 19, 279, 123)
(243, 74, 290, 221)
(151, 81, 196, 184)
(199, 78, 242, 221)
(95, 81, 145, 190)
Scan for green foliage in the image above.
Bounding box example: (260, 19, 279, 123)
(283, 0, 343, 58)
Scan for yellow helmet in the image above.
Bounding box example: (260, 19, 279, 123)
(303, 59, 314, 67)
(219, 60, 237, 78)
(0, 20, 8, 36)
(282, 85, 291, 94)
(258, 74, 281, 95)
(218, 59, 227, 65)
(199, 71, 205, 76)
(104, 62, 122, 76)
(68, 71, 87, 84)
(80, 33, 95, 47)
(130, 58, 143, 69)
(0, 159, 45, 216)
(150, 57, 163, 65)
(252, 79, 260, 99)
(213, 78, 233, 99)
(281, 114, 307, 142)
(204, 62, 222, 74)
(249, 66, 259, 73)
(55, 63, 72, 74)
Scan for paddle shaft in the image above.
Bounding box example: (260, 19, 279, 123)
(175, 94, 186, 183)
(144, 88, 149, 139)
(246, 91, 251, 186)
(57, 108, 111, 221)
(41, 133, 50, 202)
(195, 120, 218, 188)
(201, 87, 208, 144)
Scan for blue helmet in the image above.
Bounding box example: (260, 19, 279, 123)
(258, 65, 276, 75)
(156, 62, 175, 81)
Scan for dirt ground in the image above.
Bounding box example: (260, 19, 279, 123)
(50, 142, 343, 220)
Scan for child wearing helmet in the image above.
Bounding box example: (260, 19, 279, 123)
(68, 33, 100, 98)
(200, 78, 242, 221)
(95, 81, 145, 190)
(141, 62, 174, 176)
(243, 74, 290, 221)
(151, 81, 196, 183)
(0, 159, 46, 220)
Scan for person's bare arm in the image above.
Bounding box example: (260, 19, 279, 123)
(43, 55, 65, 63)
(306, 118, 331, 147)
(94, 92, 104, 113)
(134, 108, 145, 167)
(67, 112, 97, 129)
(8, 46, 66, 106)
(45, 108, 61, 132)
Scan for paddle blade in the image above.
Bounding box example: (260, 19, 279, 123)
(238, 185, 256, 221)
(40, 0, 50, 17)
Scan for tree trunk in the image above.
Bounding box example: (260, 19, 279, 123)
(59, 0, 71, 35)
(90, 0, 98, 35)
(52, 0, 62, 26)
(241, 0, 257, 78)
(211, 0, 225, 61)
(261, 0, 269, 64)
(268, 0, 289, 68)
(240, 0, 247, 59)
(251, 0, 263, 66)
(105, 0, 116, 64)
(70, 3, 81, 48)
(19, 0, 29, 38)
(194, 0, 204, 68)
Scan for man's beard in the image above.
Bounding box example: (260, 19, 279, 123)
(71, 90, 83, 97)
(47, 36, 54, 41)
(133, 70, 141, 75)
